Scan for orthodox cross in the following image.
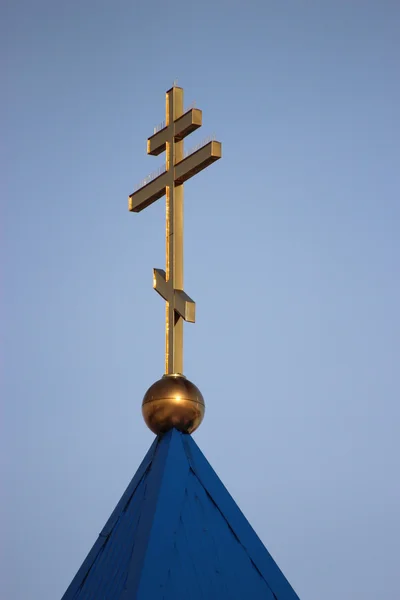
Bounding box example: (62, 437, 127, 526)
(129, 86, 221, 375)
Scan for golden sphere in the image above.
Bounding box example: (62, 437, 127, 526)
(142, 374, 205, 435)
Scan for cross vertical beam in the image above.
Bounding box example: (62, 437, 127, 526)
(166, 87, 184, 374)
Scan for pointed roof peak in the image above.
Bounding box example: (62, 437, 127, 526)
(62, 430, 299, 599)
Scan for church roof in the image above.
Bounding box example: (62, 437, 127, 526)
(62, 429, 299, 599)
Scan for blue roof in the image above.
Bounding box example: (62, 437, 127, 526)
(62, 429, 300, 599)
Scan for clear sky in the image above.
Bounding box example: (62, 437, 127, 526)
(2, 1, 399, 598)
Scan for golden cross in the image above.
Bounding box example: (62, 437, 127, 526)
(129, 86, 221, 375)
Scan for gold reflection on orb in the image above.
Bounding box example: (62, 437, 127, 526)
(142, 374, 205, 435)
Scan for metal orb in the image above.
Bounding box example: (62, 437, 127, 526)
(142, 374, 205, 435)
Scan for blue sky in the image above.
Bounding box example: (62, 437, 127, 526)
(3, 1, 400, 598)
